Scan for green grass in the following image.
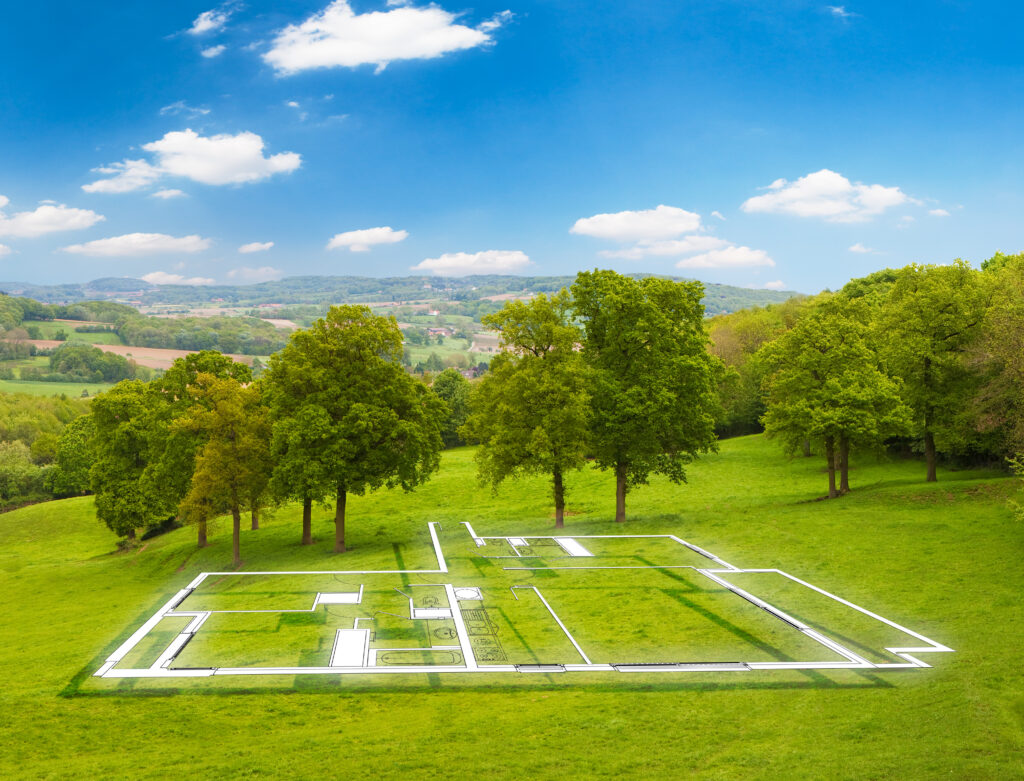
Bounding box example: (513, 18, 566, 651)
(0, 379, 112, 397)
(0, 435, 1021, 778)
(405, 338, 489, 365)
(31, 320, 123, 345)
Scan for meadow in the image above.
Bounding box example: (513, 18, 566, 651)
(0, 435, 1020, 778)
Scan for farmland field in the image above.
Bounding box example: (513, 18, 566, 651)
(0, 435, 1020, 778)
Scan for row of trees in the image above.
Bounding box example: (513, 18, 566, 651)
(716, 254, 1024, 497)
(67, 306, 447, 565)
(58, 270, 723, 556)
(463, 270, 720, 527)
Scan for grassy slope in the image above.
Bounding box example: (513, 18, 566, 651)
(0, 436, 1021, 779)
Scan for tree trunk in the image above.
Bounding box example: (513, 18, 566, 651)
(231, 505, 241, 567)
(924, 430, 937, 483)
(839, 435, 850, 494)
(824, 436, 838, 499)
(301, 496, 313, 545)
(553, 467, 565, 529)
(250, 506, 259, 531)
(197, 518, 207, 548)
(802, 438, 812, 458)
(615, 462, 627, 522)
(334, 486, 346, 553)
(126, 527, 136, 541)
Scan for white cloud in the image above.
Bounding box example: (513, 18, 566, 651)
(411, 250, 532, 276)
(82, 159, 162, 193)
(263, 1, 510, 75)
(710, 210, 726, 221)
(675, 246, 775, 269)
(0, 198, 105, 238)
(929, 208, 950, 217)
(741, 169, 911, 223)
(141, 271, 216, 286)
(286, 100, 300, 108)
(159, 100, 210, 117)
(62, 233, 211, 257)
(151, 189, 187, 199)
(226, 266, 284, 283)
(201, 45, 227, 58)
(849, 242, 875, 253)
(0, 244, 11, 256)
(238, 241, 274, 253)
(599, 235, 729, 260)
(327, 226, 408, 252)
(570, 205, 702, 242)
(84, 129, 301, 192)
(763, 280, 786, 290)
(188, 5, 235, 35)
(827, 5, 853, 19)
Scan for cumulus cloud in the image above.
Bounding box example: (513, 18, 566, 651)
(827, 6, 854, 19)
(675, 246, 775, 269)
(849, 242, 875, 253)
(263, 1, 511, 75)
(411, 250, 532, 276)
(62, 233, 211, 257)
(238, 241, 274, 253)
(741, 169, 911, 223)
(599, 235, 729, 261)
(201, 45, 227, 58)
(0, 197, 105, 238)
(188, 5, 236, 35)
(82, 159, 162, 194)
(151, 189, 187, 199)
(0, 244, 11, 256)
(571, 205, 702, 242)
(84, 129, 301, 192)
(763, 280, 786, 290)
(929, 208, 950, 217)
(710, 210, 726, 221)
(327, 226, 408, 252)
(141, 271, 215, 286)
(226, 266, 284, 283)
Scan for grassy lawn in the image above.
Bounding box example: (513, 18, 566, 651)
(31, 320, 123, 345)
(0, 435, 1020, 778)
(405, 338, 489, 365)
(0, 378, 112, 397)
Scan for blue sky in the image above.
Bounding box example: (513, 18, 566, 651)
(1, 1, 1023, 293)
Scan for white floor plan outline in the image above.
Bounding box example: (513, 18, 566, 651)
(94, 522, 953, 679)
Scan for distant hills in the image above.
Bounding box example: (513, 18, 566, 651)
(0, 275, 803, 316)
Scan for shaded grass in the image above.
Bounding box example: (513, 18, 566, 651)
(0, 436, 1021, 779)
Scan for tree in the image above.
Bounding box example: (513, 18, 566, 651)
(570, 270, 721, 521)
(461, 292, 590, 528)
(760, 297, 911, 498)
(46, 414, 95, 496)
(877, 262, 988, 481)
(432, 368, 471, 448)
(264, 305, 446, 552)
(143, 351, 252, 547)
(176, 374, 272, 567)
(89, 380, 164, 540)
(973, 253, 1024, 457)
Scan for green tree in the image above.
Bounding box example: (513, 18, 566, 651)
(176, 374, 272, 567)
(571, 270, 721, 521)
(432, 368, 471, 448)
(0, 441, 45, 501)
(264, 305, 447, 552)
(90, 380, 164, 540)
(461, 292, 590, 528)
(143, 351, 253, 547)
(877, 261, 988, 481)
(973, 252, 1024, 457)
(46, 414, 95, 496)
(760, 297, 911, 498)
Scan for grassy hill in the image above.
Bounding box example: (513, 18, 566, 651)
(0, 435, 1020, 778)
